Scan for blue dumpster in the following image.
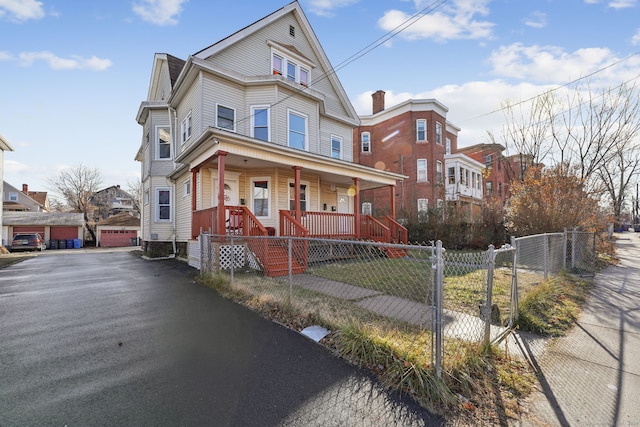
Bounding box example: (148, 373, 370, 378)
(73, 238, 81, 249)
(66, 239, 73, 249)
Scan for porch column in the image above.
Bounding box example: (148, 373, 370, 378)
(293, 166, 302, 220)
(353, 178, 360, 237)
(389, 184, 396, 218)
(217, 151, 228, 235)
(191, 168, 198, 212)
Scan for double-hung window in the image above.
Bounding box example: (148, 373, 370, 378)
(300, 68, 309, 87)
(435, 122, 442, 145)
(289, 183, 307, 211)
(8, 191, 18, 202)
(417, 159, 427, 183)
(181, 112, 191, 144)
(485, 154, 493, 168)
(156, 127, 171, 160)
(156, 188, 171, 222)
(417, 198, 428, 213)
(183, 179, 191, 197)
(217, 105, 235, 131)
(416, 119, 426, 142)
(251, 106, 269, 142)
(287, 61, 297, 82)
(436, 161, 443, 184)
(273, 54, 283, 75)
(361, 132, 371, 153)
(448, 167, 456, 184)
(331, 135, 342, 159)
(288, 110, 307, 151)
(486, 181, 493, 196)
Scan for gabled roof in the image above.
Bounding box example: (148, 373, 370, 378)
(166, 54, 186, 87)
(3, 211, 84, 226)
(97, 212, 140, 227)
(0, 133, 14, 151)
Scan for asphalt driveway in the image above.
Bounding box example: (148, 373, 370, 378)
(0, 250, 442, 426)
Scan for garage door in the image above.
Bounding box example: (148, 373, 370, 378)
(50, 226, 79, 240)
(100, 230, 137, 247)
(13, 226, 45, 238)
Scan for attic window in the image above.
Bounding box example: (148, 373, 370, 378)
(289, 25, 295, 37)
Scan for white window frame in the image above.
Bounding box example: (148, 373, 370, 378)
(8, 191, 18, 202)
(286, 60, 297, 82)
(272, 53, 283, 75)
(331, 134, 343, 159)
(485, 154, 493, 168)
(361, 132, 371, 153)
(181, 112, 192, 144)
(436, 161, 443, 184)
(251, 177, 271, 219)
(416, 119, 427, 142)
(417, 158, 428, 183)
(270, 44, 313, 87)
(435, 122, 442, 145)
(447, 167, 456, 184)
(144, 189, 149, 205)
(288, 180, 310, 211)
(155, 187, 171, 222)
(216, 104, 236, 132)
(362, 202, 372, 215)
(250, 105, 270, 142)
(287, 109, 308, 151)
(155, 126, 171, 160)
(300, 67, 309, 87)
(183, 179, 191, 198)
(417, 198, 428, 213)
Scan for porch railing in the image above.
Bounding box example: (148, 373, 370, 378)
(360, 215, 391, 242)
(280, 210, 309, 238)
(384, 215, 408, 243)
(192, 207, 217, 238)
(191, 205, 269, 239)
(283, 210, 355, 238)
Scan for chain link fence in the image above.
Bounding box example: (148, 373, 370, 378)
(195, 229, 596, 377)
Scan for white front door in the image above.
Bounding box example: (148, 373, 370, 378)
(212, 171, 240, 207)
(337, 191, 353, 214)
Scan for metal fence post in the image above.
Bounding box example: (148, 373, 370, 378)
(288, 237, 293, 304)
(563, 228, 567, 270)
(544, 234, 549, 280)
(572, 228, 577, 271)
(484, 244, 496, 347)
(230, 235, 235, 283)
(510, 236, 518, 324)
(434, 240, 443, 379)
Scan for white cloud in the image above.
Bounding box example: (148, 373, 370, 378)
(0, 50, 14, 61)
(609, 0, 637, 8)
(132, 0, 187, 26)
(18, 51, 112, 71)
(378, 0, 494, 42)
(305, 0, 360, 17)
(632, 29, 640, 45)
(0, 0, 45, 22)
(523, 11, 547, 29)
(487, 43, 616, 84)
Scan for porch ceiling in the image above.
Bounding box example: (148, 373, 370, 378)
(173, 127, 406, 190)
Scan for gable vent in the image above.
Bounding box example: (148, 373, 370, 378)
(289, 25, 295, 37)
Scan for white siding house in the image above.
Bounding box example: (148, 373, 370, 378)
(135, 1, 407, 266)
(0, 134, 14, 246)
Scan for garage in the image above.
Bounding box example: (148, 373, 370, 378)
(13, 226, 45, 238)
(96, 213, 140, 248)
(100, 230, 138, 247)
(50, 226, 79, 240)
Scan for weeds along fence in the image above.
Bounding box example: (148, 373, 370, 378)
(195, 230, 595, 377)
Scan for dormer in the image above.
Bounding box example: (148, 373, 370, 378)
(268, 40, 315, 88)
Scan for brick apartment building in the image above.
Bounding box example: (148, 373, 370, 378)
(354, 90, 482, 220)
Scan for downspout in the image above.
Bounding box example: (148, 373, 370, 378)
(169, 106, 177, 256)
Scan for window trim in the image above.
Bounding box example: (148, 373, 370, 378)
(417, 198, 428, 213)
(272, 53, 283, 75)
(155, 187, 171, 222)
(288, 180, 309, 211)
(361, 132, 371, 153)
(435, 122, 443, 145)
(155, 126, 171, 160)
(183, 179, 191, 198)
(436, 160, 443, 184)
(287, 109, 308, 151)
(250, 105, 270, 142)
(270, 44, 313, 87)
(331, 134, 343, 159)
(416, 119, 427, 142)
(216, 104, 236, 132)
(417, 158, 428, 183)
(251, 177, 271, 219)
(181, 112, 192, 144)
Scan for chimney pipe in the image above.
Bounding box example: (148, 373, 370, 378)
(372, 90, 385, 114)
(22, 184, 28, 193)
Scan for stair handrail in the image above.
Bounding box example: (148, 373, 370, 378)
(361, 215, 391, 243)
(384, 215, 408, 244)
(226, 205, 268, 236)
(279, 210, 309, 237)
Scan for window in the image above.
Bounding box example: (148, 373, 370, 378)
(417, 198, 428, 213)
(436, 161, 443, 184)
(183, 179, 191, 197)
(498, 182, 503, 197)
(289, 183, 307, 211)
(465, 169, 470, 187)
(448, 167, 456, 184)
(156, 188, 171, 221)
(445, 137, 451, 154)
(287, 61, 296, 82)
(362, 202, 372, 215)
(486, 181, 493, 196)
(144, 189, 149, 205)
(252, 180, 270, 217)
(300, 68, 309, 87)
(361, 132, 371, 153)
(460, 167, 466, 185)
(472, 172, 477, 190)
(273, 54, 283, 75)
(477, 174, 481, 190)
(417, 159, 427, 182)
(416, 119, 426, 142)
(435, 122, 442, 145)
(485, 154, 493, 168)
(181, 112, 192, 144)
(156, 127, 171, 159)
(437, 199, 444, 210)
(331, 135, 342, 159)
(8, 191, 18, 202)
(251, 106, 269, 141)
(288, 110, 307, 150)
(217, 105, 235, 131)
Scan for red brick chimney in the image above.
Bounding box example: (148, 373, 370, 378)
(22, 183, 28, 193)
(372, 90, 385, 114)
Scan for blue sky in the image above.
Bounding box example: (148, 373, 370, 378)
(1, 0, 639, 195)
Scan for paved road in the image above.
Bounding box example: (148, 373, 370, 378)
(515, 233, 640, 427)
(0, 250, 443, 426)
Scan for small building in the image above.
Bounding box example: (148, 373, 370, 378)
(96, 212, 141, 247)
(0, 135, 14, 245)
(2, 211, 84, 248)
(3, 182, 49, 212)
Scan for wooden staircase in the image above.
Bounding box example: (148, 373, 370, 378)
(251, 240, 307, 277)
(381, 246, 407, 259)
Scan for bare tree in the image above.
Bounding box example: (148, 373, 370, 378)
(598, 142, 640, 220)
(48, 164, 103, 243)
(126, 178, 142, 218)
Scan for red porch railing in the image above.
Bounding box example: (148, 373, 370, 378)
(384, 215, 408, 243)
(282, 210, 356, 238)
(360, 215, 391, 242)
(192, 206, 217, 238)
(191, 205, 269, 239)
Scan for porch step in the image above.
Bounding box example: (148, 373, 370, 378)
(261, 242, 307, 277)
(383, 247, 408, 259)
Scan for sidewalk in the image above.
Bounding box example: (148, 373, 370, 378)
(513, 233, 640, 426)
